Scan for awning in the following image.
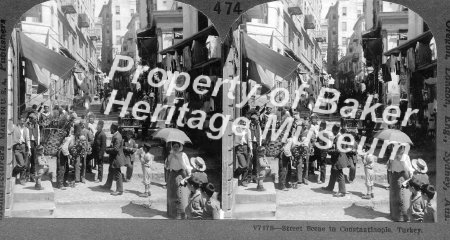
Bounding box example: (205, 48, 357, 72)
(20, 32, 76, 79)
(247, 60, 273, 94)
(384, 31, 433, 56)
(160, 25, 218, 54)
(24, 59, 49, 94)
(243, 32, 300, 79)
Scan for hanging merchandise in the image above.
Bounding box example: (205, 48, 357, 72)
(183, 46, 192, 71)
(206, 35, 221, 59)
(422, 88, 429, 102)
(407, 47, 416, 72)
(390, 55, 396, 72)
(415, 42, 432, 67)
(174, 51, 181, 71)
(430, 37, 437, 61)
(381, 64, 392, 82)
(425, 77, 437, 85)
(191, 40, 208, 65)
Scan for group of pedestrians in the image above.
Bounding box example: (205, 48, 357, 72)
(233, 104, 435, 222)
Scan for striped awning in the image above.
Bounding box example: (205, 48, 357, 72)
(243, 32, 299, 80)
(20, 32, 76, 80)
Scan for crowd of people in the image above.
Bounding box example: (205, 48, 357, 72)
(234, 104, 436, 223)
(11, 102, 221, 220)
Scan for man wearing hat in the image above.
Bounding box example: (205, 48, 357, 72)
(103, 122, 125, 195)
(248, 111, 262, 181)
(12, 116, 31, 185)
(27, 113, 41, 182)
(92, 120, 107, 183)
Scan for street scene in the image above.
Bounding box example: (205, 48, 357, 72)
(4, 0, 437, 222)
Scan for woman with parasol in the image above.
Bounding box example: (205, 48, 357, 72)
(374, 129, 414, 222)
(165, 141, 193, 219)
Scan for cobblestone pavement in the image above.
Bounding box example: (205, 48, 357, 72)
(55, 201, 167, 219)
(54, 173, 167, 205)
(276, 204, 390, 221)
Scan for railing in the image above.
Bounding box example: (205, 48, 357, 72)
(60, 0, 77, 14)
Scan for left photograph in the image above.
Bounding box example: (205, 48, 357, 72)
(5, 0, 223, 219)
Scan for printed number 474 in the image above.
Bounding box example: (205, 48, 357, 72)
(213, 1, 243, 15)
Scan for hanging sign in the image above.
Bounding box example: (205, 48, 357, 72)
(176, 0, 273, 42)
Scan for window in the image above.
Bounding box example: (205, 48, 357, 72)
(342, 37, 347, 45)
(357, 10, 362, 18)
(115, 6, 120, 14)
(116, 20, 121, 30)
(130, 9, 134, 16)
(342, 22, 347, 31)
(116, 35, 121, 45)
(342, 7, 347, 16)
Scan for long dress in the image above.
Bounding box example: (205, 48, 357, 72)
(389, 154, 413, 222)
(166, 148, 192, 219)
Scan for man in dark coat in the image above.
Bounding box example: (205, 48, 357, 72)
(93, 120, 107, 183)
(322, 125, 349, 197)
(102, 123, 125, 195)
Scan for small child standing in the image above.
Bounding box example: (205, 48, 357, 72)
(421, 184, 437, 223)
(137, 143, 153, 197)
(256, 146, 278, 191)
(35, 145, 55, 190)
(408, 177, 426, 222)
(361, 145, 377, 199)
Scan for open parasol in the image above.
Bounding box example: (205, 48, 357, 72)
(373, 129, 413, 145)
(152, 128, 192, 144)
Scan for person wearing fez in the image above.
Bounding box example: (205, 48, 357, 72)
(102, 123, 125, 195)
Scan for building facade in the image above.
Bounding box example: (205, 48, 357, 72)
(326, 0, 363, 83)
(18, 0, 99, 109)
(99, 0, 137, 74)
(244, 0, 324, 101)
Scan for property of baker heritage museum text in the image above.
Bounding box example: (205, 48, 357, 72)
(4, 0, 437, 222)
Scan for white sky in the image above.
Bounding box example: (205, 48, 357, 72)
(321, 0, 337, 19)
(95, 0, 108, 18)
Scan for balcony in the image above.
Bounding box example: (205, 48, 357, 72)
(78, 13, 90, 28)
(315, 37, 325, 42)
(288, 6, 302, 15)
(88, 28, 101, 41)
(61, 0, 77, 14)
(304, 15, 316, 29)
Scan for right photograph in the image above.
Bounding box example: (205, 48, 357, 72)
(226, 0, 437, 222)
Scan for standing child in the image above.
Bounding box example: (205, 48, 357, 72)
(411, 159, 430, 185)
(256, 146, 278, 191)
(408, 177, 426, 222)
(421, 184, 437, 223)
(137, 143, 154, 197)
(360, 145, 377, 199)
(35, 145, 55, 190)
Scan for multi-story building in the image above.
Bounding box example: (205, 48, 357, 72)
(121, 14, 140, 61)
(326, 0, 363, 82)
(99, 0, 137, 74)
(244, 0, 324, 100)
(16, 0, 99, 109)
(336, 16, 365, 95)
